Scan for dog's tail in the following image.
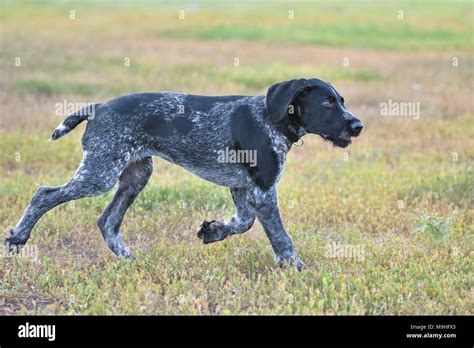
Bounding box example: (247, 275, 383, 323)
(50, 103, 101, 141)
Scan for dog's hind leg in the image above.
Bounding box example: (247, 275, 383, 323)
(5, 151, 127, 251)
(97, 157, 153, 259)
(197, 187, 256, 244)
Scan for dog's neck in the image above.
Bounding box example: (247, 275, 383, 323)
(273, 107, 307, 145)
(274, 122, 299, 142)
(261, 95, 307, 148)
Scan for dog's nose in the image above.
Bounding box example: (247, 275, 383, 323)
(350, 120, 363, 136)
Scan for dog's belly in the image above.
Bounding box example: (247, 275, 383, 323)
(179, 163, 249, 188)
(149, 148, 249, 188)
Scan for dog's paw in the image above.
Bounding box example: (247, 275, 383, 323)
(106, 235, 135, 260)
(292, 257, 307, 272)
(277, 254, 307, 272)
(196, 220, 229, 244)
(115, 247, 136, 260)
(4, 229, 29, 253)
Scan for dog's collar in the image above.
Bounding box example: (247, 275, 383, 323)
(275, 121, 301, 143)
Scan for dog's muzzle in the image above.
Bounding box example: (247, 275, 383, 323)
(320, 118, 363, 148)
(349, 120, 363, 137)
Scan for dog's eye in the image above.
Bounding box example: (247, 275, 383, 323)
(322, 97, 335, 108)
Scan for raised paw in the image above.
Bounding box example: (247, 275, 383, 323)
(4, 229, 30, 253)
(196, 220, 230, 244)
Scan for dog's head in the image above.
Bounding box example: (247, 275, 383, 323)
(266, 78, 363, 147)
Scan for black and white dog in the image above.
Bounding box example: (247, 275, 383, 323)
(6, 78, 363, 270)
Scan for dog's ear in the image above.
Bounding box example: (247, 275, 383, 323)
(266, 78, 310, 124)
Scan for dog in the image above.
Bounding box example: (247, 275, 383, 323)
(6, 78, 363, 270)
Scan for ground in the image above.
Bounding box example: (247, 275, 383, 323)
(0, 0, 472, 314)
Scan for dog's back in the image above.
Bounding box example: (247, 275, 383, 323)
(53, 92, 273, 187)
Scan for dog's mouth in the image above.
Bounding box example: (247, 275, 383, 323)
(320, 132, 352, 148)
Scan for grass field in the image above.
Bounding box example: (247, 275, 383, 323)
(0, 0, 473, 314)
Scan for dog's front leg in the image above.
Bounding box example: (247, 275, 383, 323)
(197, 188, 255, 244)
(248, 185, 305, 271)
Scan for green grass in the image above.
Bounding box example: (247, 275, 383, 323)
(14, 78, 103, 96)
(1, 1, 472, 51)
(8, 61, 385, 97)
(160, 22, 470, 51)
(0, 0, 473, 315)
